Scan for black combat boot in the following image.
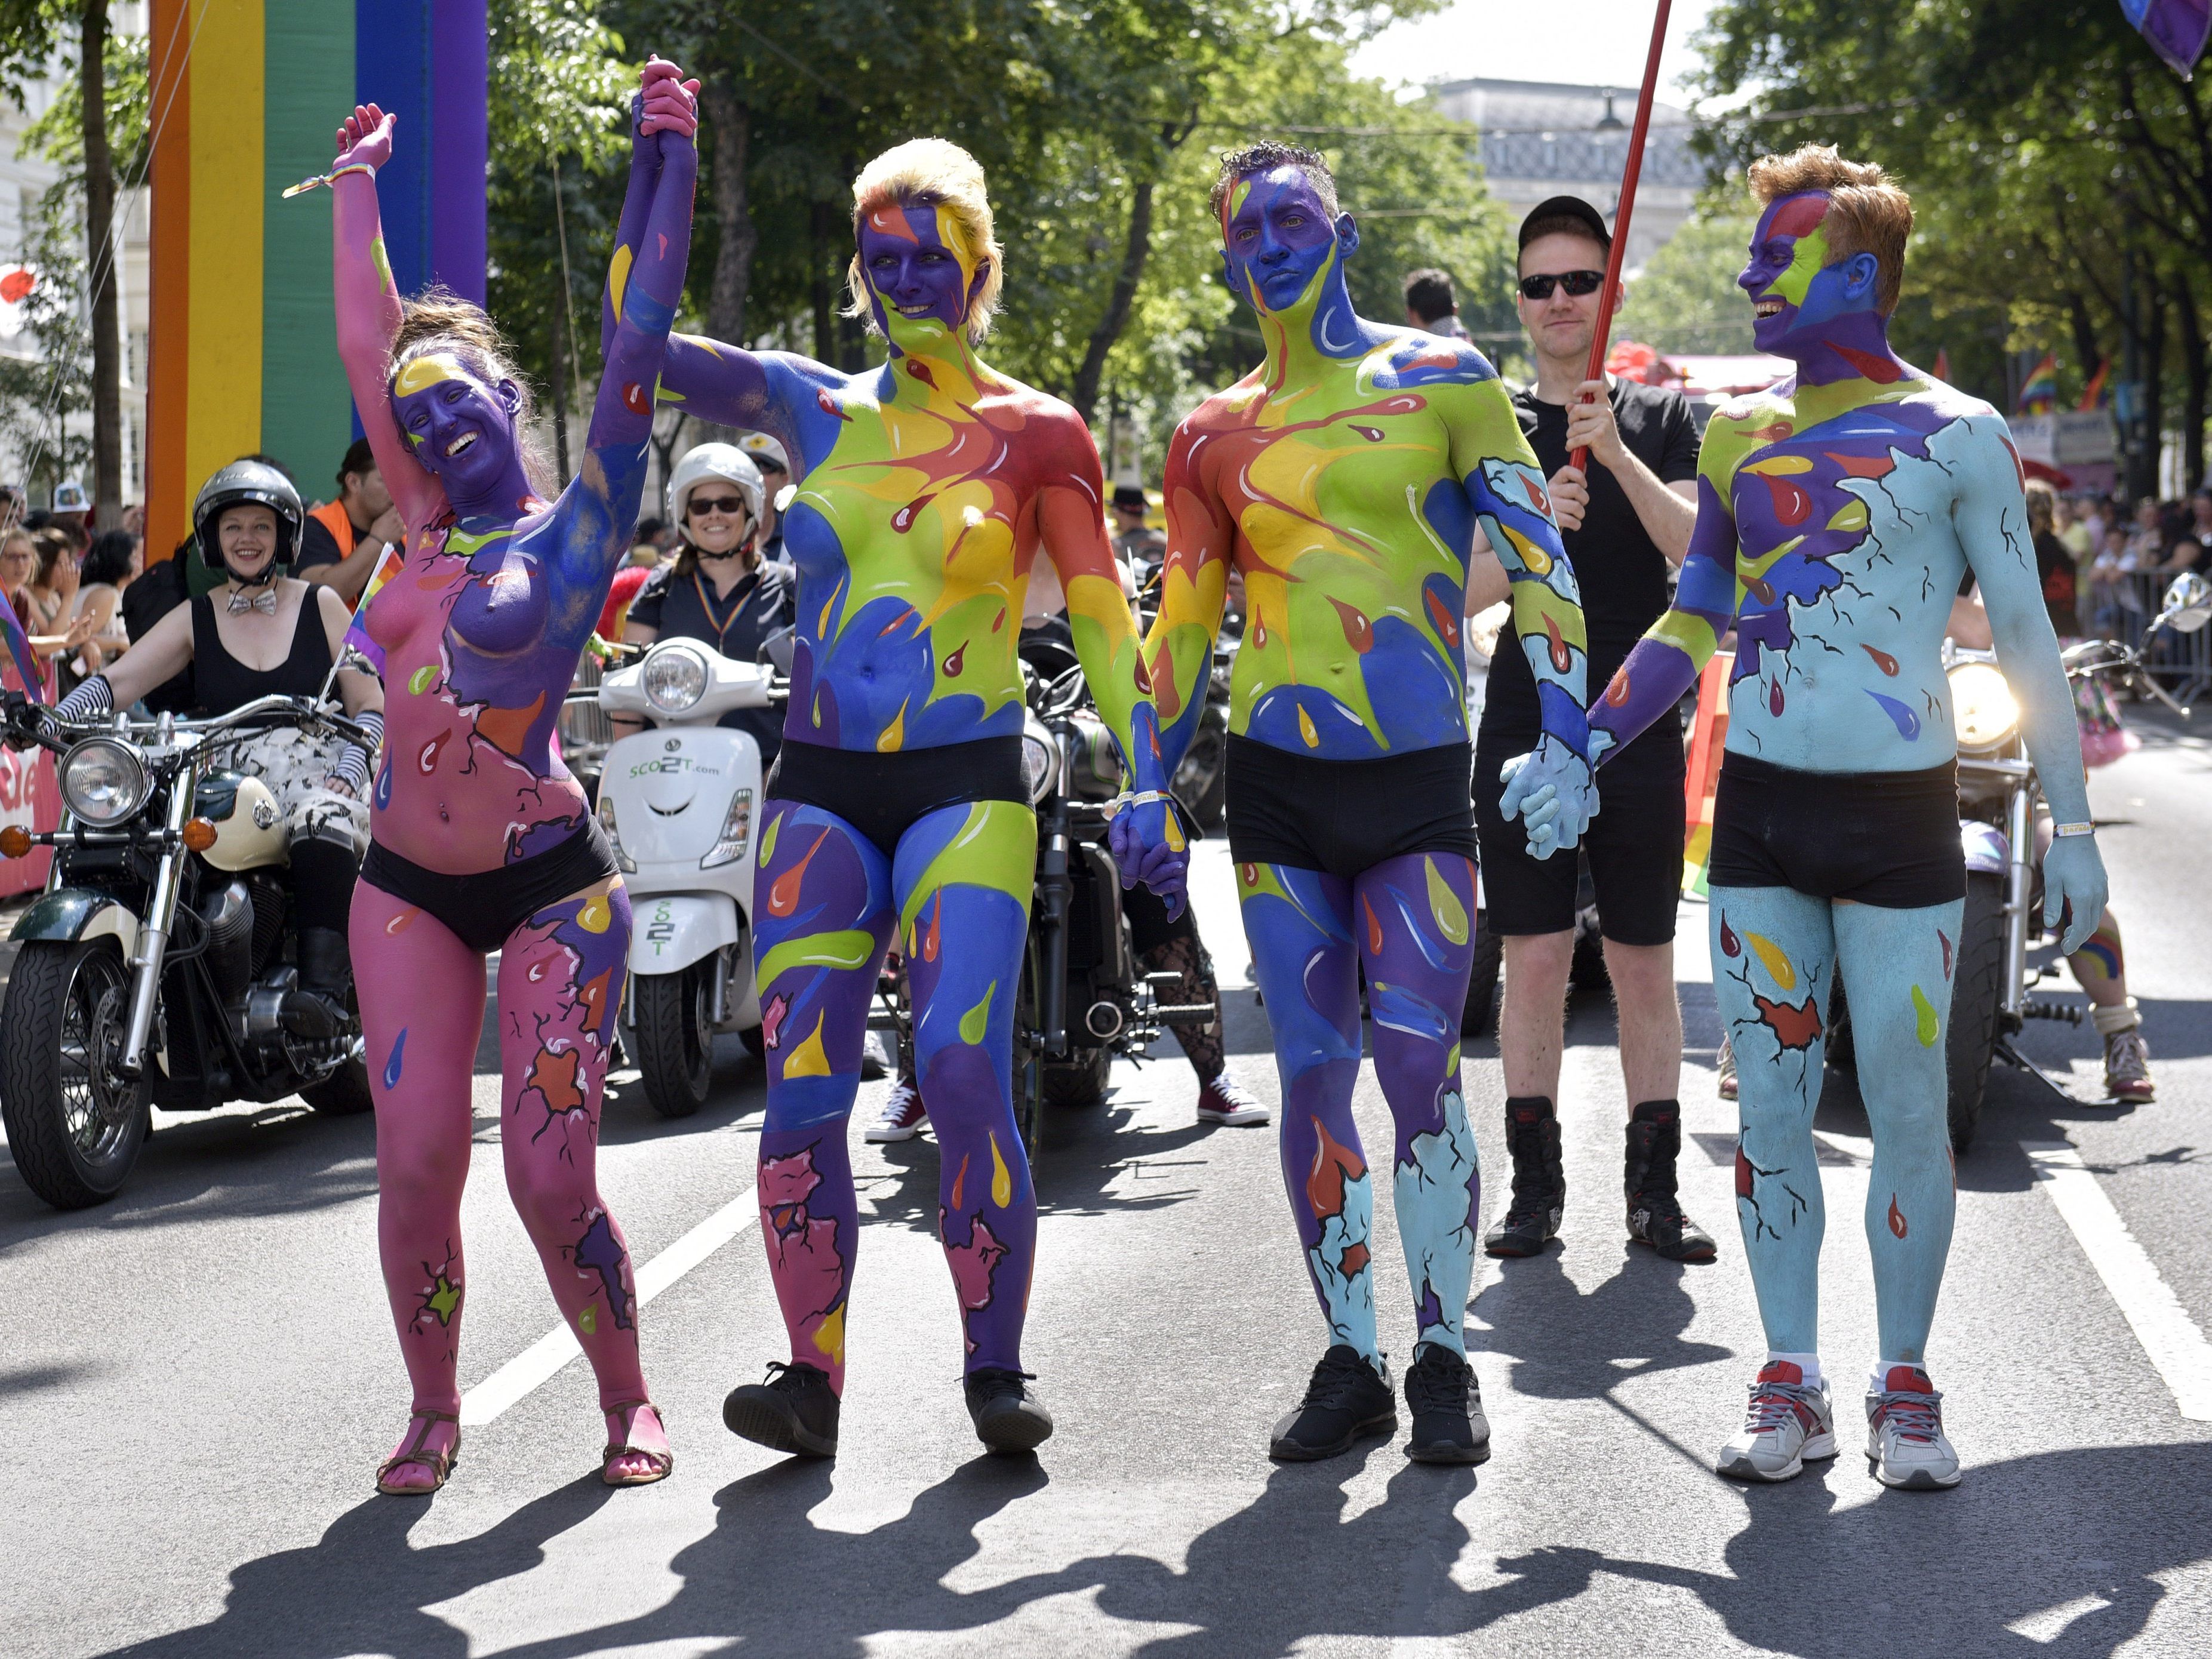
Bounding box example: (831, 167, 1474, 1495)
(1623, 1099, 1717, 1263)
(282, 926, 353, 1041)
(1483, 1095, 1564, 1257)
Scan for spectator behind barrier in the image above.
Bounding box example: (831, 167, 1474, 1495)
(298, 436, 405, 605)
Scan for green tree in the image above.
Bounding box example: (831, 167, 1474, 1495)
(1617, 214, 1756, 356)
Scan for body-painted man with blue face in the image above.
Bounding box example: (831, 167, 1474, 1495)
(1146, 141, 1596, 1466)
(605, 67, 1186, 1461)
(1537, 146, 2109, 1489)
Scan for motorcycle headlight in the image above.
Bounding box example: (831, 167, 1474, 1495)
(60, 737, 149, 827)
(701, 787, 754, 870)
(642, 643, 708, 715)
(1020, 730, 1059, 804)
(597, 795, 635, 873)
(1949, 661, 2020, 751)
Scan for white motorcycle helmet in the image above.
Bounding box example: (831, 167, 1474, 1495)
(666, 443, 765, 532)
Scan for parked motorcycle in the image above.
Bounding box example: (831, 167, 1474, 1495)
(590, 638, 779, 1118)
(0, 692, 376, 1209)
(1169, 634, 1236, 833)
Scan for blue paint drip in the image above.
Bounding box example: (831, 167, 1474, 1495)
(1865, 688, 1922, 740)
(384, 1028, 408, 1091)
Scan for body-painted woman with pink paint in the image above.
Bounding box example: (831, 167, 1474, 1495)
(615, 69, 1185, 1459)
(322, 65, 696, 1494)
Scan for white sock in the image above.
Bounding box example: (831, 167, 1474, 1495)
(1870, 1358, 1928, 1393)
(1764, 1350, 1823, 1387)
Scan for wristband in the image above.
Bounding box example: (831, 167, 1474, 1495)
(2053, 821, 2096, 839)
(1106, 790, 1171, 814)
(283, 161, 376, 199)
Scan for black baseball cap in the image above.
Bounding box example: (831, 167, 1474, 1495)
(1519, 195, 1613, 254)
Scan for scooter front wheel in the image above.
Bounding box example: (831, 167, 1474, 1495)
(633, 964, 713, 1118)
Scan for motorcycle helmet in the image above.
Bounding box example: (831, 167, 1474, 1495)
(666, 443, 765, 529)
(192, 458, 302, 587)
(735, 430, 789, 476)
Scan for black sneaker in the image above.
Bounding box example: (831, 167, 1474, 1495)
(964, 1368, 1054, 1454)
(723, 1361, 839, 1457)
(1268, 1345, 1396, 1462)
(1404, 1343, 1491, 1465)
(1484, 1096, 1565, 1258)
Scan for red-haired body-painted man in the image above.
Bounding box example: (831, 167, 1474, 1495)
(614, 69, 1186, 1459)
(1146, 142, 1596, 1466)
(1546, 146, 2109, 1489)
(327, 64, 697, 1494)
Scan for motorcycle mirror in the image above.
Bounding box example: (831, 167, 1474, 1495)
(2158, 571, 2212, 634)
(756, 627, 796, 674)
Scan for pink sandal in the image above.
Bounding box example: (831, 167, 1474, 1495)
(602, 1399, 673, 1487)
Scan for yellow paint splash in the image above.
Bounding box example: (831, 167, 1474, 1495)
(579, 1303, 597, 1335)
(758, 812, 780, 866)
(783, 1013, 831, 1079)
(1912, 984, 1940, 1047)
(575, 895, 611, 934)
(959, 981, 996, 1046)
(811, 1304, 847, 1366)
(878, 700, 906, 753)
(989, 1133, 1012, 1208)
(607, 243, 632, 322)
(1745, 931, 1796, 990)
(1425, 856, 1469, 946)
(1297, 706, 1320, 749)
(392, 353, 466, 397)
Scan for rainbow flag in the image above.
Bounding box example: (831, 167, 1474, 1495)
(2017, 352, 2060, 414)
(2123, 0, 2212, 76)
(146, 1, 487, 571)
(2079, 356, 2113, 410)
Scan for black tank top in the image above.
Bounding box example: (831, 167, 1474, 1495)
(189, 587, 334, 716)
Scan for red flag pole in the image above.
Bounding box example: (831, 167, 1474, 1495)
(1570, 0, 1675, 472)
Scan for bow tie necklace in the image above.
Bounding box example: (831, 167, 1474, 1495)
(226, 586, 280, 615)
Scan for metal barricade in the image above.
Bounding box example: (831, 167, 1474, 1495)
(2100, 571, 2212, 703)
(561, 652, 615, 782)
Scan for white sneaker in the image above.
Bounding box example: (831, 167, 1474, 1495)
(1716, 1361, 1836, 1482)
(1865, 1366, 1961, 1489)
(860, 1029, 893, 1081)
(864, 1076, 927, 1143)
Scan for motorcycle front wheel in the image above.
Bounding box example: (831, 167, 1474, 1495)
(1010, 938, 1046, 1155)
(1, 938, 152, 1208)
(633, 964, 713, 1119)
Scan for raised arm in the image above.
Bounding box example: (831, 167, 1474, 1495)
(1142, 419, 1233, 774)
(1454, 377, 1596, 855)
(326, 107, 441, 531)
(1957, 414, 2106, 952)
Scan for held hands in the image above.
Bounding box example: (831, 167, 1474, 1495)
(1562, 379, 1623, 469)
(635, 57, 700, 153)
(1107, 795, 1190, 921)
(1497, 735, 1600, 860)
(1547, 465, 1588, 533)
(334, 104, 396, 173)
(2043, 833, 2109, 956)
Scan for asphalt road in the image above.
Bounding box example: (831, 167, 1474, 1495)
(4, 710, 2211, 1657)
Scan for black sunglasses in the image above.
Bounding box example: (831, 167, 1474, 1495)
(688, 495, 748, 516)
(1519, 269, 1605, 301)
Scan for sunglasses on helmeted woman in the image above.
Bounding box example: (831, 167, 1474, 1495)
(1518, 270, 1605, 300)
(688, 496, 747, 516)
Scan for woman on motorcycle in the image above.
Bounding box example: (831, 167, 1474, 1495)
(616, 442, 793, 762)
(614, 70, 1185, 1458)
(45, 460, 384, 1037)
(321, 67, 694, 1494)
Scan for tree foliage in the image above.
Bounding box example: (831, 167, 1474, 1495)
(1617, 213, 1756, 357)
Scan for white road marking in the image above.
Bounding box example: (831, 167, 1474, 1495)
(459, 1185, 759, 1427)
(2025, 1140, 2212, 1422)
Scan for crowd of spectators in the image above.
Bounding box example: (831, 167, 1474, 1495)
(2066, 485, 2212, 639)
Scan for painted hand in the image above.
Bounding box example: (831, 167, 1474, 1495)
(2042, 833, 2109, 956)
(1497, 735, 1599, 860)
(333, 103, 395, 172)
(1108, 798, 1189, 920)
(636, 57, 700, 144)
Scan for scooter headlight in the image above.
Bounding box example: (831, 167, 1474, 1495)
(60, 737, 149, 826)
(1020, 727, 1059, 805)
(642, 642, 708, 715)
(701, 787, 754, 870)
(1949, 662, 2019, 752)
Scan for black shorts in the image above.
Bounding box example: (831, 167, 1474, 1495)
(1475, 718, 1685, 946)
(361, 818, 620, 954)
(767, 734, 1029, 861)
(1225, 734, 1478, 881)
(1709, 751, 1964, 909)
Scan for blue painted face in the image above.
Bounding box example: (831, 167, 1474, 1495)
(858, 201, 984, 346)
(1219, 164, 1347, 315)
(390, 352, 523, 503)
(1739, 190, 1879, 356)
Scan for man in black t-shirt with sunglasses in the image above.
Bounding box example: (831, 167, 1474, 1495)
(1470, 196, 1716, 1266)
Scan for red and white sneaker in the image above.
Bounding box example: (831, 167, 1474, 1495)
(1197, 1075, 1270, 1126)
(2104, 1028, 2156, 1103)
(865, 1075, 928, 1143)
(1715, 1361, 1836, 1482)
(1865, 1366, 1961, 1489)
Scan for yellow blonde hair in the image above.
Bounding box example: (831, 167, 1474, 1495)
(844, 138, 1004, 344)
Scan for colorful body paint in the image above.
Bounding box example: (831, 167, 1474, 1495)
(329, 97, 694, 1424)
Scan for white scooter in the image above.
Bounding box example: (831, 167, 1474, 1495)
(594, 638, 779, 1117)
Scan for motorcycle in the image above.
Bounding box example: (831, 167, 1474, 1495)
(1832, 573, 2211, 1153)
(589, 637, 779, 1118)
(0, 692, 376, 1209)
